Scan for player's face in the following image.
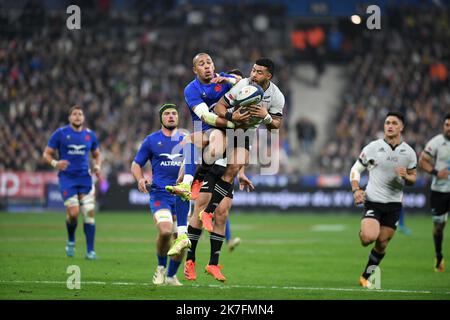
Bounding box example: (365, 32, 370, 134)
(250, 64, 271, 87)
(443, 119, 450, 139)
(193, 55, 215, 83)
(384, 116, 403, 139)
(69, 109, 84, 128)
(161, 109, 178, 130)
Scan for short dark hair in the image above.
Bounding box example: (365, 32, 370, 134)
(445, 113, 450, 121)
(226, 68, 244, 77)
(68, 105, 83, 116)
(255, 57, 275, 76)
(386, 111, 405, 124)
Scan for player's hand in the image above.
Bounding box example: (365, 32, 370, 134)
(92, 165, 101, 178)
(353, 189, 366, 205)
(210, 76, 230, 84)
(395, 167, 407, 178)
(238, 174, 255, 192)
(437, 168, 449, 179)
(247, 104, 268, 119)
(232, 109, 251, 123)
(57, 160, 69, 171)
(138, 178, 151, 193)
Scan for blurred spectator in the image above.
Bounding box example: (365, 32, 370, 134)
(296, 118, 317, 155)
(0, 2, 293, 175)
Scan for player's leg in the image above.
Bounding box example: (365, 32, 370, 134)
(61, 177, 80, 257)
(430, 191, 448, 272)
(79, 185, 97, 260)
(226, 218, 241, 252)
(360, 204, 399, 288)
(183, 192, 210, 281)
(205, 198, 232, 282)
(201, 147, 248, 230)
(64, 197, 80, 257)
(152, 209, 174, 285)
(167, 131, 209, 200)
(168, 197, 191, 256)
(166, 218, 185, 286)
(398, 208, 412, 235)
(358, 207, 381, 288)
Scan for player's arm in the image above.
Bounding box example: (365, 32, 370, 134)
(91, 148, 102, 178)
(42, 146, 69, 171)
(419, 151, 449, 179)
(210, 74, 242, 85)
(193, 102, 236, 128)
(131, 161, 152, 194)
(395, 167, 417, 186)
(214, 96, 251, 124)
(349, 159, 367, 205)
(237, 165, 254, 192)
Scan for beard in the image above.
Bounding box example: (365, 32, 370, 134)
(162, 123, 177, 131)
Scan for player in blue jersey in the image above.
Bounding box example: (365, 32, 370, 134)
(43, 105, 102, 260)
(166, 53, 250, 201)
(131, 104, 190, 286)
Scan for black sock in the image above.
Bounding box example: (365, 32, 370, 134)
(186, 225, 202, 262)
(434, 233, 443, 262)
(209, 232, 225, 265)
(362, 249, 385, 279)
(205, 178, 232, 213)
(194, 163, 212, 182)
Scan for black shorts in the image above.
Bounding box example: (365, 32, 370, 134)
(430, 191, 450, 216)
(362, 201, 402, 230)
(199, 164, 234, 199)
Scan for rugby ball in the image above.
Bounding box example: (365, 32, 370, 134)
(234, 84, 264, 108)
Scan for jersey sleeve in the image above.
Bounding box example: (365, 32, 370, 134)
(424, 136, 438, 159)
(90, 131, 99, 151)
(133, 137, 153, 167)
(184, 84, 204, 110)
(268, 91, 285, 117)
(407, 148, 418, 170)
(358, 142, 376, 167)
(47, 129, 61, 149)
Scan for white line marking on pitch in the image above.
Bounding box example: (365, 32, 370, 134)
(1, 280, 448, 295)
(311, 224, 347, 232)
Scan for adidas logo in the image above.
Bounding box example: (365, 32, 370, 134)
(378, 148, 385, 152)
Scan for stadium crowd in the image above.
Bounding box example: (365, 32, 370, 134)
(1, 2, 449, 179)
(0, 1, 292, 176)
(318, 6, 450, 174)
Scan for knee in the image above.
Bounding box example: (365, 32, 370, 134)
(214, 208, 228, 226)
(159, 228, 173, 241)
(360, 232, 377, 247)
(67, 207, 79, 220)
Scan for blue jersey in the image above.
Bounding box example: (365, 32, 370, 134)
(133, 130, 184, 192)
(184, 72, 235, 132)
(48, 125, 99, 178)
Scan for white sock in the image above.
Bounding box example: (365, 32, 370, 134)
(182, 174, 194, 185)
(177, 226, 187, 235)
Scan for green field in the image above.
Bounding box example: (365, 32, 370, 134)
(0, 211, 449, 300)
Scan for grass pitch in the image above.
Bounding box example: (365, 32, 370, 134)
(0, 211, 449, 300)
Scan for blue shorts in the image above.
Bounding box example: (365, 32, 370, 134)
(149, 191, 190, 219)
(59, 173, 93, 201)
(149, 191, 176, 214)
